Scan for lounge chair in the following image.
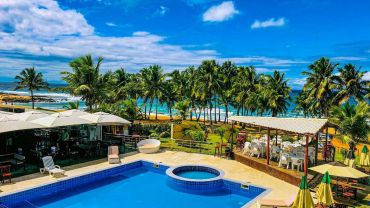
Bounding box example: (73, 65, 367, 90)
(257, 194, 296, 208)
(40, 156, 65, 177)
(108, 146, 120, 164)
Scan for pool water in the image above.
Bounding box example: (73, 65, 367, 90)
(176, 170, 218, 179)
(20, 168, 252, 208)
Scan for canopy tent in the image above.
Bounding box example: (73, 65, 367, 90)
(0, 115, 43, 133)
(229, 116, 336, 177)
(229, 116, 330, 135)
(79, 112, 131, 125)
(309, 162, 368, 178)
(31, 112, 94, 128)
(8, 110, 49, 121)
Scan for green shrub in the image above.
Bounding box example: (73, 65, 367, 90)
(173, 121, 203, 140)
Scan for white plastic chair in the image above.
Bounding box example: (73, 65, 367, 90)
(270, 146, 280, 161)
(308, 147, 316, 164)
(40, 156, 65, 177)
(278, 153, 291, 168)
(291, 158, 303, 171)
(250, 146, 261, 158)
(243, 141, 251, 155)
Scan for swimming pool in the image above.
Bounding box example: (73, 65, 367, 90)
(0, 161, 268, 208)
(176, 170, 217, 179)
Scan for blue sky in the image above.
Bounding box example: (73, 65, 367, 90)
(0, 0, 369, 89)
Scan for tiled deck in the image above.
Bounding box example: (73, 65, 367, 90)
(0, 150, 299, 207)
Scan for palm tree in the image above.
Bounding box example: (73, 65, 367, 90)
(140, 65, 165, 120)
(61, 55, 104, 111)
(219, 61, 237, 122)
(233, 66, 259, 116)
(265, 71, 291, 117)
(330, 101, 369, 144)
(175, 100, 190, 120)
(194, 60, 220, 124)
(14, 67, 49, 109)
(333, 64, 369, 104)
(301, 57, 338, 117)
(63, 101, 79, 110)
(160, 80, 178, 120)
(113, 68, 131, 101)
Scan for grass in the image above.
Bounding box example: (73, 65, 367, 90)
(159, 133, 227, 155)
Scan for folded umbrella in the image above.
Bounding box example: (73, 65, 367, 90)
(316, 171, 334, 206)
(360, 145, 369, 167)
(292, 176, 315, 208)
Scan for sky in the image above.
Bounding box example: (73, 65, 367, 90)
(0, 0, 370, 89)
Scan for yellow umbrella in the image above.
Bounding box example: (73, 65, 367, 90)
(360, 145, 369, 167)
(317, 171, 334, 206)
(292, 176, 315, 208)
(309, 161, 368, 179)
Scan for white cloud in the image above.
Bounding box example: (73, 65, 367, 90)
(202, 1, 239, 22)
(332, 56, 367, 61)
(0, 0, 302, 81)
(251, 18, 285, 29)
(158, 6, 169, 16)
(363, 72, 370, 81)
(289, 78, 307, 88)
(0, 0, 93, 37)
(105, 22, 117, 27)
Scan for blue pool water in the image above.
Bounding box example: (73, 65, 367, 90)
(19, 168, 252, 208)
(176, 170, 218, 179)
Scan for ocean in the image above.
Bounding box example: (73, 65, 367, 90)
(0, 82, 302, 118)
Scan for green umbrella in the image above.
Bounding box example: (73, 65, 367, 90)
(360, 145, 369, 167)
(317, 171, 334, 206)
(292, 176, 315, 208)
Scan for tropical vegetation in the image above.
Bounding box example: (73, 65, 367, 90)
(14, 67, 49, 109)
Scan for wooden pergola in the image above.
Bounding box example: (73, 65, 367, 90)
(229, 116, 337, 176)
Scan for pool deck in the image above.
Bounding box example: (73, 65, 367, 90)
(0, 150, 299, 207)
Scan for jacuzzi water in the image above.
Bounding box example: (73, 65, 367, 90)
(17, 168, 251, 208)
(176, 170, 218, 179)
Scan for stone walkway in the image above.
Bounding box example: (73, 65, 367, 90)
(0, 151, 299, 207)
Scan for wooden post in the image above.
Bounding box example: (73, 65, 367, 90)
(231, 121, 234, 151)
(325, 127, 329, 162)
(304, 134, 309, 177)
(315, 133, 319, 166)
(267, 128, 270, 165)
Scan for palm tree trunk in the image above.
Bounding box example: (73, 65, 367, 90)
(148, 99, 153, 120)
(31, 90, 35, 109)
(209, 103, 213, 125)
(214, 98, 217, 124)
(225, 101, 228, 123)
(155, 98, 158, 120)
(237, 106, 240, 116)
(203, 106, 206, 124)
(144, 104, 147, 120)
(169, 106, 173, 120)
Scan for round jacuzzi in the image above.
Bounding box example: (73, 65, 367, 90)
(166, 165, 225, 193)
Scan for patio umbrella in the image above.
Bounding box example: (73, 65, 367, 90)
(8, 110, 49, 121)
(0, 115, 43, 133)
(309, 161, 368, 179)
(316, 171, 334, 206)
(292, 176, 315, 208)
(31, 112, 94, 128)
(59, 109, 90, 117)
(360, 145, 369, 167)
(79, 112, 131, 125)
(344, 141, 356, 168)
